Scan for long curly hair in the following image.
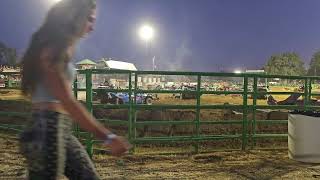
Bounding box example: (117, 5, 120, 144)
(21, 0, 96, 95)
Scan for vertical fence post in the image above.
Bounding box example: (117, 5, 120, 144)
(133, 73, 138, 151)
(251, 76, 258, 148)
(304, 78, 309, 111)
(134, 73, 138, 139)
(73, 72, 80, 138)
(242, 75, 249, 150)
(85, 69, 94, 158)
(307, 78, 312, 108)
(193, 74, 201, 153)
(128, 72, 132, 139)
(128, 72, 135, 153)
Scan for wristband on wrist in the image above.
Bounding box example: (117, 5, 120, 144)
(104, 133, 117, 145)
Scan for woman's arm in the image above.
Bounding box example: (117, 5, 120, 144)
(38, 50, 108, 139)
(38, 49, 131, 155)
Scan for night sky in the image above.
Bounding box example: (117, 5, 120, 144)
(1, 0, 320, 72)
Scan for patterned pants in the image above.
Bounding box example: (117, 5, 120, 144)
(18, 110, 101, 180)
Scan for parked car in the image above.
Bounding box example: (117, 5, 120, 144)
(174, 85, 197, 99)
(95, 91, 154, 105)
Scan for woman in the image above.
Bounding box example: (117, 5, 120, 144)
(19, 0, 131, 179)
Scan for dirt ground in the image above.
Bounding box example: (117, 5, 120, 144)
(1, 87, 320, 179)
(1, 132, 320, 180)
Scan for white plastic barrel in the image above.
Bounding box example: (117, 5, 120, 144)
(288, 114, 320, 163)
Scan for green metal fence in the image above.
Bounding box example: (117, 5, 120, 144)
(1, 69, 320, 157)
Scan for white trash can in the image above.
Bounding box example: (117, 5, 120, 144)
(288, 113, 320, 163)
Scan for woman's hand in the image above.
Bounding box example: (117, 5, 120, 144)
(106, 136, 132, 156)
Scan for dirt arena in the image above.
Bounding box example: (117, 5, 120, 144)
(1, 132, 320, 180)
(1, 87, 320, 179)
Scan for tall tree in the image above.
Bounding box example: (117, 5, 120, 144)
(0, 41, 18, 66)
(264, 52, 306, 76)
(307, 51, 320, 76)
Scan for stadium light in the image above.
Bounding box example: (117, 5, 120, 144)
(138, 24, 156, 70)
(138, 25, 154, 42)
(52, 0, 62, 3)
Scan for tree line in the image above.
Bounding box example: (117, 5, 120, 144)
(264, 52, 320, 76)
(0, 40, 320, 76)
(0, 41, 18, 66)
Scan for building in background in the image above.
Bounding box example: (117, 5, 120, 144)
(76, 59, 97, 69)
(96, 58, 137, 71)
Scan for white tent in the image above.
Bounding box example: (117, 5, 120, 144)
(97, 60, 137, 71)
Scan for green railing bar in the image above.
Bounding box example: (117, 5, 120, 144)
(134, 120, 243, 126)
(263, 92, 304, 95)
(304, 78, 309, 111)
(73, 77, 80, 138)
(308, 79, 313, 105)
(255, 105, 320, 110)
(310, 93, 320, 96)
(252, 134, 288, 138)
(71, 88, 86, 91)
(132, 104, 245, 110)
(92, 104, 130, 109)
(252, 76, 258, 148)
(194, 75, 201, 153)
(199, 120, 243, 125)
(242, 76, 248, 150)
(135, 70, 245, 77)
(93, 120, 245, 129)
(247, 74, 307, 79)
(132, 72, 138, 153)
(85, 69, 94, 158)
(255, 120, 288, 124)
(201, 91, 244, 95)
(73, 131, 91, 136)
(97, 119, 129, 126)
(309, 76, 320, 80)
(133, 104, 196, 110)
(135, 120, 194, 126)
(73, 77, 78, 99)
(0, 126, 23, 132)
(134, 89, 245, 95)
(199, 105, 245, 109)
(128, 72, 133, 147)
(0, 112, 30, 116)
(132, 134, 242, 143)
(0, 124, 24, 132)
(0, 124, 24, 127)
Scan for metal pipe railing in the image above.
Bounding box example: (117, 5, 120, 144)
(1, 69, 320, 157)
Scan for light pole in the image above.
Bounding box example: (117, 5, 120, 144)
(138, 24, 155, 70)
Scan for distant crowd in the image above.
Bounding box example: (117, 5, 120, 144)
(0, 65, 21, 72)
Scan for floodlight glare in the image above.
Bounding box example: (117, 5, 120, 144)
(139, 25, 154, 41)
(53, 0, 62, 3)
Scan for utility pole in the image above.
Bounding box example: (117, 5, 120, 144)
(152, 56, 156, 71)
